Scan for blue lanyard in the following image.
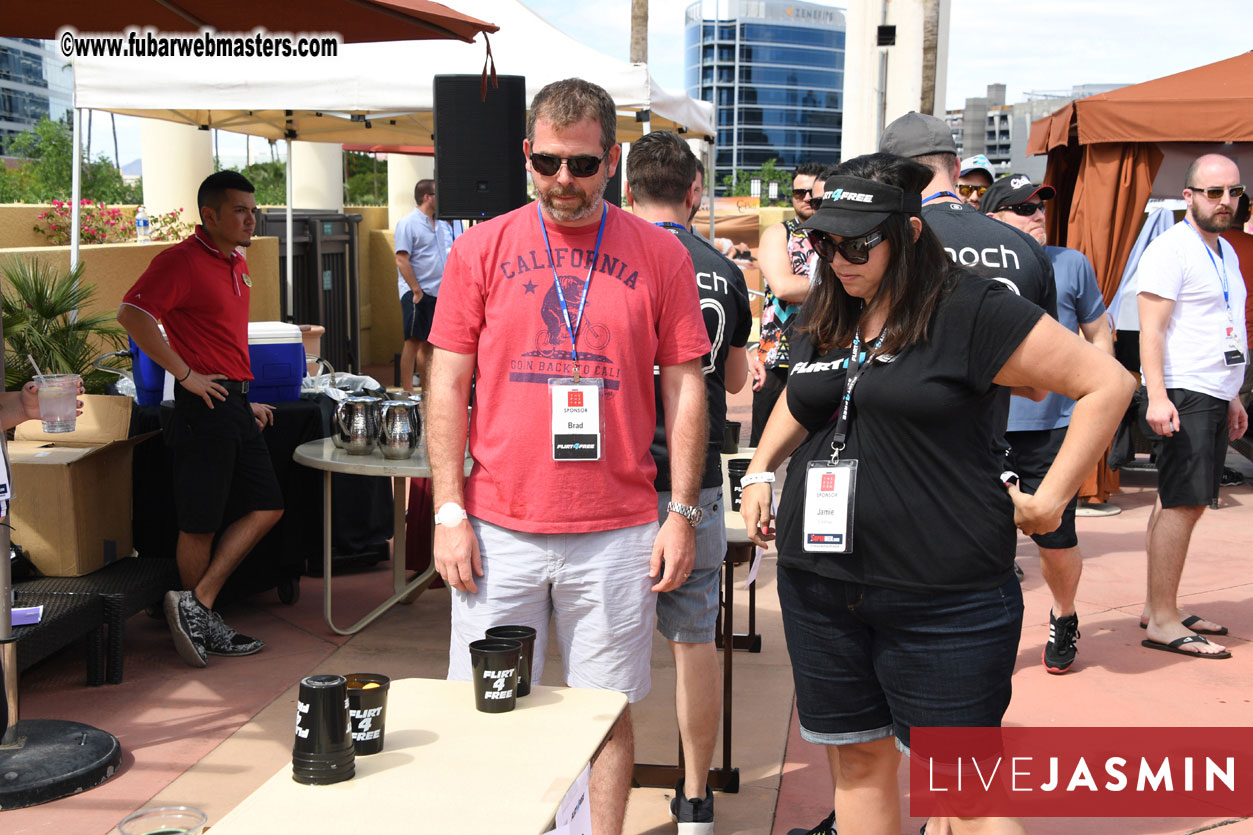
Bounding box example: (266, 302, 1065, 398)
(923, 191, 960, 204)
(1184, 219, 1232, 316)
(537, 202, 608, 382)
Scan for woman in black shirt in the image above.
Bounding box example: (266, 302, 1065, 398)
(740, 154, 1134, 834)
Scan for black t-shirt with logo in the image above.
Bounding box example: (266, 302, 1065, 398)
(652, 226, 752, 491)
(922, 200, 1057, 450)
(775, 276, 1044, 592)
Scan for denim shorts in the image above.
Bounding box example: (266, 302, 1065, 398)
(655, 486, 726, 643)
(448, 518, 657, 703)
(776, 564, 1024, 752)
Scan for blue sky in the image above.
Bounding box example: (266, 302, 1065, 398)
(83, 0, 1253, 169)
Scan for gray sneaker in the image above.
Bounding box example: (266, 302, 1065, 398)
(203, 609, 265, 657)
(165, 590, 208, 668)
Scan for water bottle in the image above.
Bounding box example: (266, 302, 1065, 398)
(136, 205, 151, 243)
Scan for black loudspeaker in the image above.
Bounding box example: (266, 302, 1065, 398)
(434, 74, 527, 220)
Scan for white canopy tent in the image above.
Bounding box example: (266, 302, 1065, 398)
(69, 0, 714, 310)
(72, 0, 713, 143)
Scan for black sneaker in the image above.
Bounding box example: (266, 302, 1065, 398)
(1220, 467, 1244, 487)
(203, 609, 265, 657)
(669, 779, 714, 834)
(1042, 610, 1080, 674)
(787, 810, 836, 835)
(165, 590, 208, 668)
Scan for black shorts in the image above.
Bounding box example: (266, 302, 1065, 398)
(1140, 387, 1229, 508)
(750, 365, 789, 446)
(401, 291, 438, 341)
(1005, 427, 1079, 549)
(167, 386, 284, 534)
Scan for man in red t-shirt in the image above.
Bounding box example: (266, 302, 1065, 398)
(118, 171, 283, 668)
(427, 78, 709, 835)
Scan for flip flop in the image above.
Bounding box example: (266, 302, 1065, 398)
(1138, 615, 1228, 636)
(1141, 635, 1231, 659)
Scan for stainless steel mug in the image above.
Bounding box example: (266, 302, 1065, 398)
(335, 396, 381, 455)
(378, 399, 421, 459)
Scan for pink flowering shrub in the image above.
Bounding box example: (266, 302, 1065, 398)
(33, 199, 132, 245)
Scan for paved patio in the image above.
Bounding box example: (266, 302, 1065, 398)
(6, 382, 1253, 834)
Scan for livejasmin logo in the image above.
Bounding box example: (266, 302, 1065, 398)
(482, 667, 517, 700)
(909, 727, 1253, 818)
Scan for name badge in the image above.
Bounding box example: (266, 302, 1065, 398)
(802, 460, 857, 553)
(550, 378, 603, 461)
(1224, 328, 1247, 367)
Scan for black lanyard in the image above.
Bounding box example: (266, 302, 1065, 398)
(830, 327, 885, 460)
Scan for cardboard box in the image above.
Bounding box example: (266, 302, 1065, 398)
(7, 395, 151, 577)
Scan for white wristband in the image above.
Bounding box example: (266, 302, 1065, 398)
(739, 472, 775, 488)
(434, 502, 468, 527)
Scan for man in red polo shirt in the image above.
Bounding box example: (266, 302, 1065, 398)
(118, 171, 284, 668)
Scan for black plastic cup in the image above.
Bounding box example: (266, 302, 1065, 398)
(345, 673, 391, 755)
(292, 674, 355, 785)
(485, 626, 537, 697)
(723, 421, 741, 454)
(727, 458, 752, 511)
(469, 638, 522, 713)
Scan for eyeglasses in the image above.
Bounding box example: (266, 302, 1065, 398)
(957, 184, 990, 198)
(529, 148, 610, 178)
(1187, 184, 1246, 200)
(1000, 202, 1046, 217)
(807, 229, 886, 265)
(793, 188, 813, 200)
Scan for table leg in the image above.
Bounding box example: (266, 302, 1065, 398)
(322, 473, 437, 636)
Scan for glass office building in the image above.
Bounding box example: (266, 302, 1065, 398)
(685, 0, 845, 193)
(1, 39, 72, 156)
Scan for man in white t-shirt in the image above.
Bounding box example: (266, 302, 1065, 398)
(1137, 153, 1249, 660)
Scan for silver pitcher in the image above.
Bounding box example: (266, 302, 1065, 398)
(335, 396, 382, 455)
(378, 398, 421, 459)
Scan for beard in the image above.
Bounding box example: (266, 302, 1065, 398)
(538, 178, 606, 223)
(1193, 201, 1235, 234)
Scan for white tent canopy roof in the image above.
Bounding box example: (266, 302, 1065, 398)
(72, 0, 714, 142)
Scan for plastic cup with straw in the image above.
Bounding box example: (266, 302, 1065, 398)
(28, 354, 81, 434)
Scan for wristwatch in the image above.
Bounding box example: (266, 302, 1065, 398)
(434, 502, 468, 527)
(666, 501, 703, 528)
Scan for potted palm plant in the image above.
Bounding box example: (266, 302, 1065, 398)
(2, 256, 128, 394)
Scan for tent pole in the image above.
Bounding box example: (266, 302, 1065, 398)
(706, 142, 715, 241)
(71, 108, 82, 270)
(285, 138, 294, 322)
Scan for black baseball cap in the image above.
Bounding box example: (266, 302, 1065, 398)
(800, 175, 923, 238)
(878, 112, 957, 158)
(980, 175, 1057, 214)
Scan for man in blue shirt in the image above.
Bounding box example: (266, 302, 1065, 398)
(394, 179, 454, 390)
(984, 175, 1114, 674)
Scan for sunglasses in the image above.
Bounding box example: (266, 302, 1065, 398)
(1000, 202, 1046, 217)
(1188, 184, 1246, 200)
(807, 197, 823, 211)
(529, 148, 610, 178)
(807, 230, 885, 265)
(793, 188, 813, 200)
(957, 183, 989, 198)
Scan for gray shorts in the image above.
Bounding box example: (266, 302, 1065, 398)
(656, 486, 726, 644)
(447, 517, 658, 703)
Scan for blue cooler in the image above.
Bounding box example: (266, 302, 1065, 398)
(130, 322, 305, 405)
(246, 322, 304, 403)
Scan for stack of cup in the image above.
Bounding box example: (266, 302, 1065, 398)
(291, 674, 356, 785)
(727, 458, 752, 511)
(346, 673, 391, 755)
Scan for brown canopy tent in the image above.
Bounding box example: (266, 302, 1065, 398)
(1026, 51, 1253, 502)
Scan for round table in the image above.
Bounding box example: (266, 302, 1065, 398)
(293, 438, 470, 635)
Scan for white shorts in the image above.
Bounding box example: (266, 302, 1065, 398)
(447, 517, 658, 703)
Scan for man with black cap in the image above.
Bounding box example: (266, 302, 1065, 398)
(983, 175, 1115, 674)
(957, 154, 995, 209)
